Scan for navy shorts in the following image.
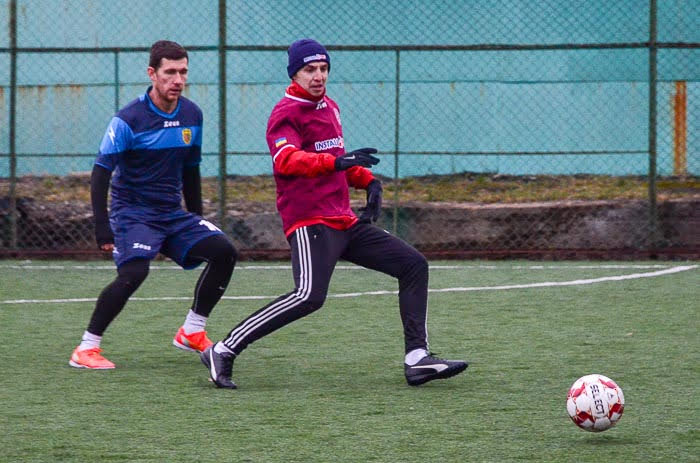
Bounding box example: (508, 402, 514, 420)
(110, 210, 224, 269)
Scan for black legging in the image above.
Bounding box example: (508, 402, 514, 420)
(87, 234, 237, 335)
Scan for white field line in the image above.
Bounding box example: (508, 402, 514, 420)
(332, 264, 698, 297)
(1, 265, 695, 305)
(0, 263, 679, 271)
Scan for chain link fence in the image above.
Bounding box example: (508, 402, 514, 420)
(1, 0, 698, 259)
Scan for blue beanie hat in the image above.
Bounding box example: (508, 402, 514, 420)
(287, 38, 331, 78)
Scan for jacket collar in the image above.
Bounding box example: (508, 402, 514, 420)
(285, 81, 326, 102)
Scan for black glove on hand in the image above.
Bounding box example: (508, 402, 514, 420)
(334, 148, 380, 171)
(359, 180, 383, 223)
(94, 220, 114, 248)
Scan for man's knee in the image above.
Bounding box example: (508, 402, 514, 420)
(298, 293, 326, 314)
(405, 251, 428, 278)
(116, 259, 149, 288)
(198, 234, 238, 267)
(308, 295, 327, 311)
(214, 237, 238, 267)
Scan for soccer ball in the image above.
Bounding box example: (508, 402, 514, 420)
(566, 374, 625, 432)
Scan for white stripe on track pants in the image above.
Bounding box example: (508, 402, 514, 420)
(221, 222, 430, 355)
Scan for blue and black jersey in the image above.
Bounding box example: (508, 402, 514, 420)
(95, 87, 203, 217)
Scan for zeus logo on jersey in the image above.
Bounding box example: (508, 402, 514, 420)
(132, 242, 152, 250)
(164, 120, 180, 127)
(314, 137, 344, 151)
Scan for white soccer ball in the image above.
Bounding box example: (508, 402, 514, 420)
(566, 374, 625, 432)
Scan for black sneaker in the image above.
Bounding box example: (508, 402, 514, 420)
(405, 353, 468, 386)
(200, 345, 237, 389)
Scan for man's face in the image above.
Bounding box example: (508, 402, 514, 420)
(293, 61, 328, 98)
(148, 57, 188, 105)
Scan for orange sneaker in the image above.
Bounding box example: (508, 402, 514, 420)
(69, 347, 115, 369)
(173, 327, 213, 353)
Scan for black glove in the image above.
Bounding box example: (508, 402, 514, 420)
(359, 180, 383, 223)
(334, 148, 380, 171)
(94, 220, 114, 248)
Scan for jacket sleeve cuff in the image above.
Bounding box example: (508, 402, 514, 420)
(321, 153, 337, 172)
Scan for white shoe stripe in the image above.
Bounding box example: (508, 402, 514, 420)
(224, 227, 313, 351)
(209, 349, 218, 379)
(411, 364, 449, 373)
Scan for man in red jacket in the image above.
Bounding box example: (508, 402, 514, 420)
(201, 39, 467, 388)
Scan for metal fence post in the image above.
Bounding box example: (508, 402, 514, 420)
(393, 49, 400, 235)
(672, 81, 687, 177)
(114, 51, 120, 113)
(647, 0, 658, 253)
(218, 0, 227, 227)
(8, 0, 17, 249)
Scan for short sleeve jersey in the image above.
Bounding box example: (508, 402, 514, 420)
(95, 87, 203, 218)
(266, 90, 355, 232)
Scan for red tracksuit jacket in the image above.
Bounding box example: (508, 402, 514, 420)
(266, 81, 375, 236)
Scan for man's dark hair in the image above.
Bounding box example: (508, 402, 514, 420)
(149, 40, 188, 69)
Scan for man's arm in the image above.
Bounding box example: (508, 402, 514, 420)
(274, 146, 379, 177)
(273, 146, 336, 177)
(90, 164, 114, 250)
(345, 165, 375, 189)
(182, 165, 203, 216)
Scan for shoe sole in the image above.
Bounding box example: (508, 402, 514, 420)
(173, 338, 198, 352)
(174, 337, 213, 353)
(406, 363, 468, 386)
(68, 359, 115, 369)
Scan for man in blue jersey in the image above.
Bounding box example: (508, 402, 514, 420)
(69, 40, 237, 369)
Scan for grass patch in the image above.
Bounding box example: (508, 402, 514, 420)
(1, 173, 698, 205)
(1, 260, 698, 462)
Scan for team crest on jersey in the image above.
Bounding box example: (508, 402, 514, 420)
(182, 128, 192, 145)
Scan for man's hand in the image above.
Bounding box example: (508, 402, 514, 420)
(359, 180, 383, 223)
(95, 221, 114, 251)
(334, 148, 380, 171)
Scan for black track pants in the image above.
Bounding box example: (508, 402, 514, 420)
(221, 222, 429, 355)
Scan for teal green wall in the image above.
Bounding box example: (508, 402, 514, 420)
(0, 0, 697, 177)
